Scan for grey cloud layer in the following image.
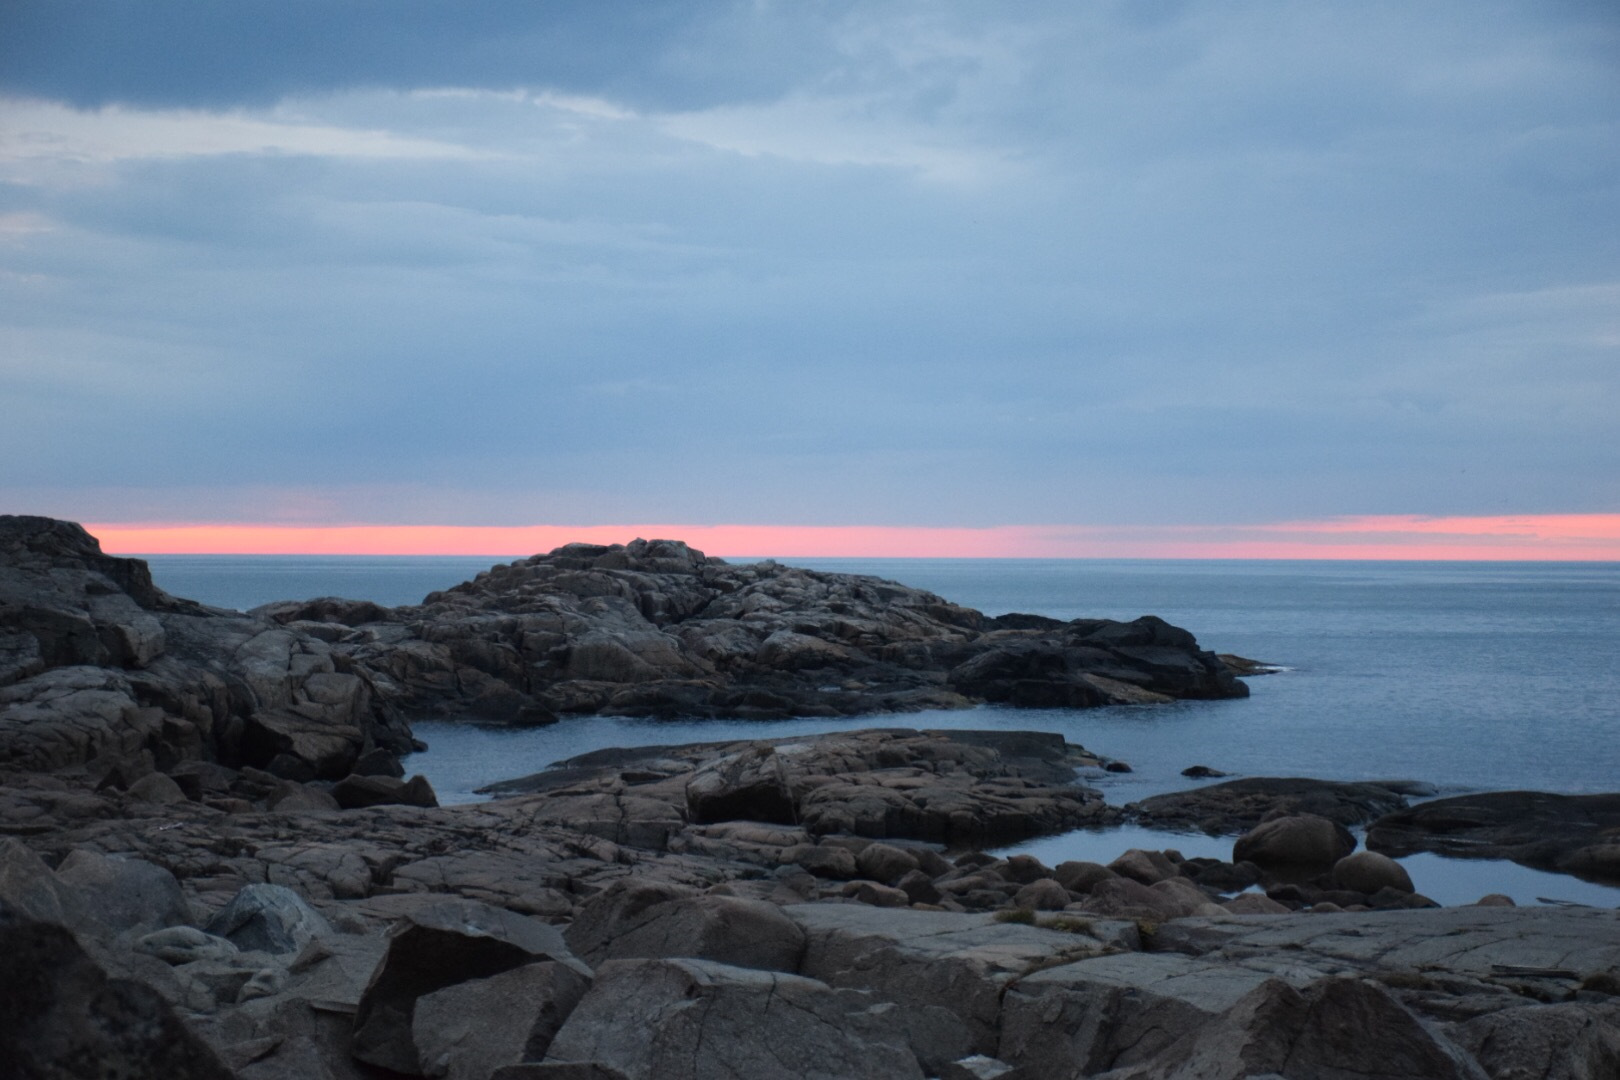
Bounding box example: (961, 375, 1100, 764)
(1, 2, 1617, 526)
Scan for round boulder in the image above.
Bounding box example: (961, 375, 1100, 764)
(1331, 851, 1414, 895)
(1233, 814, 1355, 869)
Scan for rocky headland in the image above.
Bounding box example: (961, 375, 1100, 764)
(3, 515, 1618, 1079)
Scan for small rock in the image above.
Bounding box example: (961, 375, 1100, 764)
(1473, 893, 1516, 907)
(127, 772, 188, 805)
(136, 926, 240, 965)
(1053, 860, 1116, 894)
(1180, 765, 1228, 778)
(1011, 879, 1070, 911)
(1330, 850, 1414, 895)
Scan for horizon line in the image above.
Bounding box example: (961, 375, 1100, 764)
(80, 514, 1620, 561)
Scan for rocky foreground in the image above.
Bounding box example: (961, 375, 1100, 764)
(3, 515, 1620, 1078)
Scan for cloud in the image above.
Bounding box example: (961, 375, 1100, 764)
(0, 2, 1617, 533)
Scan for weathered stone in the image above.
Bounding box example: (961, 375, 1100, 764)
(55, 848, 192, 933)
(1233, 814, 1356, 869)
(137, 925, 240, 964)
(566, 886, 805, 972)
(204, 883, 334, 954)
(1367, 791, 1620, 883)
(1012, 878, 1071, 911)
(352, 898, 590, 1076)
(542, 957, 925, 1080)
(332, 772, 438, 809)
(857, 842, 922, 884)
(1054, 860, 1117, 894)
(1108, 848, 1182, 885)
(0, 905, 234, 1079)
(413, 961, 593, 1080)
(1094, 977, 1483, 1079)
(789, 903, 1125, 1063)
(1132, 776, 1412, 833)
(1332, 851, 1415, 895)
(1449, 1001, 1620, 1080)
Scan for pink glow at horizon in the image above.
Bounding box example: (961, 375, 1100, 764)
(83, 514, 1620, 560)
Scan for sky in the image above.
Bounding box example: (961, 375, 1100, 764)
(2, 2, 1618, 557)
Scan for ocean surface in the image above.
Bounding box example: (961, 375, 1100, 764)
(143, 554, 1620, 907)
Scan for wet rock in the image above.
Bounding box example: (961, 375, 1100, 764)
(542, 957, 925, 1080)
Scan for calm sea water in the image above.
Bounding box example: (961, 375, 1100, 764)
(143, 555, 1620, 906)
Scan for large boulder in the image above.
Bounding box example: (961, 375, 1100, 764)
(1090, 976, 1485, 1080)
(1233, 814, 1356, 870)
(1331, 851, 1415, 895)
(351, 898, 591, 1076)
(542, 957, 925, 1080)
(565, 885, 805, 972)
(999, 951, 1289, 1076)
(204, 883, 333, 955)
(54, 848, 193, 933)
(0, 905, 234, 1080)
(788, 903, 1131, 1067)
(412, 960, 593, 1080)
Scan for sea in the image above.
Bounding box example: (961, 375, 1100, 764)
(143, 554, 1620, 908)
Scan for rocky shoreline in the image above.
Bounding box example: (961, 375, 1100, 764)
(3, 516, 1618, 1078)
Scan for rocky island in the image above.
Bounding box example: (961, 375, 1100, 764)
(2, 515, 1617, 1079)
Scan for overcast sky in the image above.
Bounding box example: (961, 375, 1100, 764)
(2, 0, 1617, 533)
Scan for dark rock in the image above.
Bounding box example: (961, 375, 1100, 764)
(54, 848, 192, 933)
(542, 957, 925, 1080)
(1131, 776, 1412, 833)
(352, 746, 405, 777)
(0, 905, 235, 1080)
(412, 961, 593, 1080)
(1181, 764, 1228, 778)
(1233, 814, 1356, 870)
(1095, 975, 1485, 1080)
(352, 897, 590, 1076)
(1053, 860, 1117, 894)
(565, 884, 805, 972)
(1331, 851, 1415, 895)
(1366, 790, 1620, 883)
(332, 772, 438, 809)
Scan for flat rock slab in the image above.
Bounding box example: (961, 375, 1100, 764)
(1152, 905, 1620, 985)
(1367, 790, 1620, 883)
(543, 957, 925, 1080)
(787, 903, 1136, 1060)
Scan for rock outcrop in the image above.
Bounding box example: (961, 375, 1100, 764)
(261, 536, 1248, 723)
(1367, 790, 1620, 884)
(0, 516, 413, 787)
